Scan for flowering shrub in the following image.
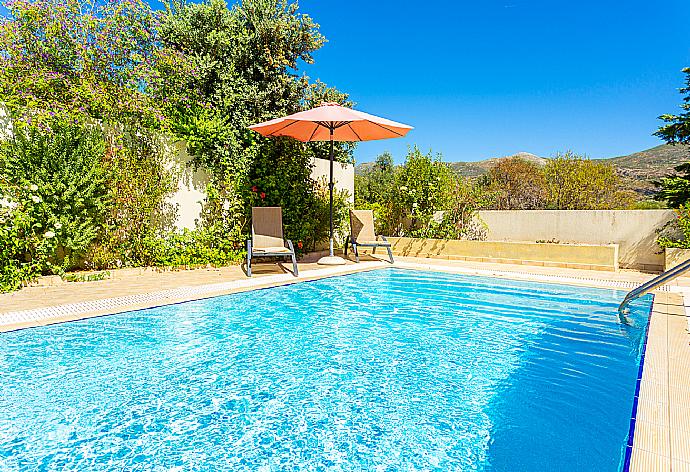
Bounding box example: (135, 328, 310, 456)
(0, 0, 195, 130)
(0, 0, 355, 291)
(356, 147, 489, 240)
(0, 121, 112, 271)
(0, 182, 59, 291)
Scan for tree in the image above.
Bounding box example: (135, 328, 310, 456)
(0, 0, 186, 270)
(543, 151, 634, 210)
(394, 147, 456, 229)
(654, 163, 690, 208)
(0, 0, 193, 129)
(485, 157, 546, 209)
(354, 152, 395, 208)
(656, 68, 690, 146)
(654, 68, 690, 207)
(160, 0, 353, 246)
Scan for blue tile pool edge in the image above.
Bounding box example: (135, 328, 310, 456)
(622, 295, 655, 471)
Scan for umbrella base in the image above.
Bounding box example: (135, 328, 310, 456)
(317, 256, 347, 266)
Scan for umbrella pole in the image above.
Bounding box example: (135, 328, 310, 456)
(317, 126, 346, 265)
(328, 129, 334, 257)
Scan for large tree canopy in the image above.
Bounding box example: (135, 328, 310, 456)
(160, 0, 353, 247)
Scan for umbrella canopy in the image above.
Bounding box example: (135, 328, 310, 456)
(248, 102, 413, 142)
(249, 102, 412, 264)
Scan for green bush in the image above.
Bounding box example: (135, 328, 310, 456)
(356, 147, 487, 240)
(657, 203, 690, 249)
(0, 0, 358, 292)
(0, 122, 111, 278)
(138, 229, 243, 267)
(0, 182, 59, 292)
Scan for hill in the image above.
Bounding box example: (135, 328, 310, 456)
(356, 144, 690, 197)
(449, 152, 546, 178)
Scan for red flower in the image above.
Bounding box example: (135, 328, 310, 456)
(260, 192, 266, 200)
(251, 185, 258, 192)
(297, 241, 303, 249)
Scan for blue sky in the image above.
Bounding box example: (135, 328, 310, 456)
(294, 0, 690, 164)
(5, 1, 689, 164)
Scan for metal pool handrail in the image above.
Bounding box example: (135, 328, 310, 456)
(618, 257, 690, 322)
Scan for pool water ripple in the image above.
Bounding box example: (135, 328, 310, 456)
(0, 268, 651, 471)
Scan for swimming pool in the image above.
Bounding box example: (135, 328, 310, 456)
(0, 268, 652, 470)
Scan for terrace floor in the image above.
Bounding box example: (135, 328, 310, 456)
(1, 253, 688, 469)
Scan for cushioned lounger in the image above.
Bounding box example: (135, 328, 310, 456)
(345, 209, 394, 263)
(246, 207, 298, 277)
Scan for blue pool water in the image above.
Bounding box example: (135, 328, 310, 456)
(0, 269, 652, 471)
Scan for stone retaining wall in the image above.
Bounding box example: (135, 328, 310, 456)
(384, 237, 619, 271)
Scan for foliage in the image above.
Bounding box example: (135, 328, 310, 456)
(0, 0, 194, 129)
(160, 0, 353, 252)
(0, 179, 58, 292)
(657, 203, 690, 249)
(160, 0, 351, 169)
(656, 68, 690, 147)
(408, 177, 489, 240)
(652, 68, 690, 207)
(483, 157, 546, 209)
(355, 148, 488, 239)
(355, 152, 395, 208)
(393, 147, 457, 232)
(0, 0, 194, 289)
(632, 200, 668, 210)
(0, 0, 357, 291)
(654, 162, 690, 208)
(62, 271, 110, 283)
(137, 228, 243, 267)
(90, 126, 178, 268)
(542, 151, 635, 210)
(0, 121, 111, 271)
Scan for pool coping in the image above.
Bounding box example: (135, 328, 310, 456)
(625, 291, 690, 471)
(1, 260, 656, 333)
(0, 262, 389, 333)
(623, 296, 654, 471)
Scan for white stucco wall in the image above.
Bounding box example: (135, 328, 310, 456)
(477, 210, 675, 271)
(165, 140, 209, 230)
(309, 157, 354, 203)
(166, 149, 355, 230)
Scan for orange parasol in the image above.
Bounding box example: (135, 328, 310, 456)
(249, 102, 412, 264)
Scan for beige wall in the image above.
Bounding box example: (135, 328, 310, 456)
(166, 141, 210, 230)
(477, 210, 675, 271)
(309, 157, 354, 203)
(385, 237, 619, 271)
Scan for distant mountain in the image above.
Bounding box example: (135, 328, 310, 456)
(448, 152, 546, 178)
(600, 144, 689, 179)
(596, 144, 690, 196)
(355, 144, 690, 197)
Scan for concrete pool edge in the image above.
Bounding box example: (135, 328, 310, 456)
(0, 261, 388, 333)
(1, 260, 655, 333)
(623, 297, 654, 471)
(627, 291, 690, 471)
